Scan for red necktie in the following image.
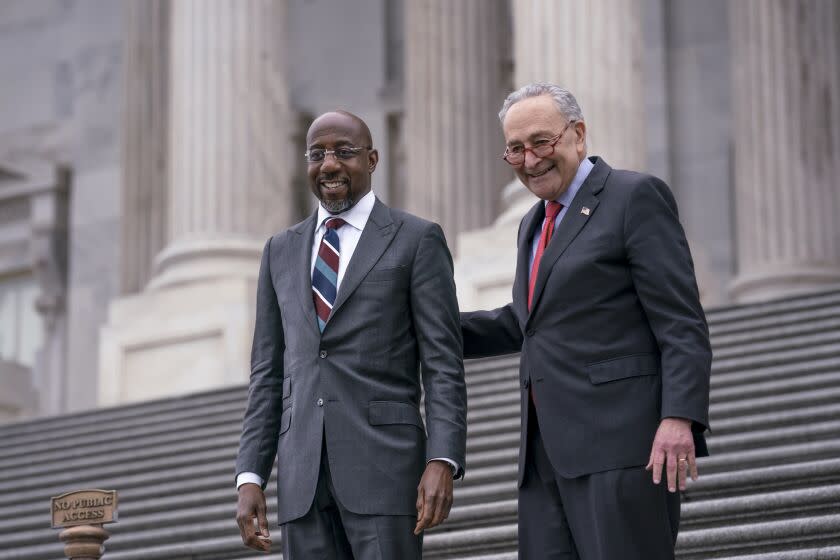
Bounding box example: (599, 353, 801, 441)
(528, 201, 563, 311)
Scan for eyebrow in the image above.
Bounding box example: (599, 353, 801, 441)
(506, 131, 556, 146)
(307, 138, 357, 149)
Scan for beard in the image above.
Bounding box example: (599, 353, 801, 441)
(320, 194, 354, 214)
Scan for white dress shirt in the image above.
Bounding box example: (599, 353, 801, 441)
(237, 191, 458, 489)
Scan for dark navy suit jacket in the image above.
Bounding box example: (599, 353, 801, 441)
(462, 157, 712, 484)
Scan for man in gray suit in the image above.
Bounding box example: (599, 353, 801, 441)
(461, 83, 712, 559)
(235, 111, 467, 559)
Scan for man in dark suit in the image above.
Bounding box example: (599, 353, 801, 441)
(235, 110, 467, 559)
(461, 83, 712, 559)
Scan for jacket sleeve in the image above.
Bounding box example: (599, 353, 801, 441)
(460, 212, 525, 359)
(460, 304, 523, 359)
(409, 223, 468, 475)
(235, 237, 285, 488)
(624, 177, 712, 431)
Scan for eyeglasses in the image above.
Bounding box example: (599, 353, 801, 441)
(501, 120, 577, 166)
(304, 146, 371, 163)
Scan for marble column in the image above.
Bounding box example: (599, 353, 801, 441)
(404, 0, 511, 246)
(151, 0, 295, 289)
(100, 0, 295, 405)
(729, 0, 840, 302)
(121, 0, 169, 295)
(511, 0, 646, 172)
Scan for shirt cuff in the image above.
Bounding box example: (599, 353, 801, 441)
(236, 472, 264, 489)
(428, 457, 461, 478)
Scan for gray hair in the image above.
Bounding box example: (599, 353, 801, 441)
(498, 82, 584, 124)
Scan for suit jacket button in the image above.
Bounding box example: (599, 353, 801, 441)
(526, 329, 535, 337)
(319, 350, 328, 359)
(317, 398, 324, 407)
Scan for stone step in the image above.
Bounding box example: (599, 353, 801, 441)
(709, 386, 840, 419)
(711, 342, 840, 375)
(710, 355, 840, 389)
(684, 459, 840, 501)
(2, 288, 840, 559)
(3, 345, 832, 457)
(709, 307, 840, 347)
(711, 402, 840, 436)
(705, 289, 840, 328)
(3, 368, 832, 472)
(0, 357, 518, 440)
(0, 387, 246, 438)
(711, 326, 840, 361)
(708, 546, 840, 560)
(3, 396, 836, 498)
(707, 419, 840, 454)
(676, 514, 840, 559)
(710, 369, 840, 404)
(680, 484, 840, 529)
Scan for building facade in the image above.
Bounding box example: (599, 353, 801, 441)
(0, 0, 838, 420)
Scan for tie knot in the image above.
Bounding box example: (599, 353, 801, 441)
(545, 201, 563, 221)
(325, 218, 346, 230)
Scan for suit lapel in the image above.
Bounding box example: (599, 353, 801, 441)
(528, 157, 610, 316)
(330, 198, 399, 320)
(513, 201, 545, 321)
(290, 212, 320, 335)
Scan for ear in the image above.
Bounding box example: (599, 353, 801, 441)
(573, 120, 586, 145)
(574, 121, 587, 156)
(367, 149, 379, 173)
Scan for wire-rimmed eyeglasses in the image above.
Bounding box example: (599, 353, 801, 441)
(304, 146, 371, 163)
(501, 120, 577, 166)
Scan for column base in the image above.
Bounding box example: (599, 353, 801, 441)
(730, 265, 840, 303)
(0, 360, 37, 422)
(148, 237, 263, 291)
(454, 180, 529, 311)
(98, 273, 258, 406)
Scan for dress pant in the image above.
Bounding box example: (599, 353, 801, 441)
(518, 402, 680, 560)
(281, 439, 422, 560)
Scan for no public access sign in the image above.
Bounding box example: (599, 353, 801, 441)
(51, 489, 118, 529)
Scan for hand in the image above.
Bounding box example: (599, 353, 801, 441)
(645, 417, 699, 492)
(236, 483, 272, 552)
(414, 460, 454, 535)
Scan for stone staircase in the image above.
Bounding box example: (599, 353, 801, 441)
(1, 289, 840, 559)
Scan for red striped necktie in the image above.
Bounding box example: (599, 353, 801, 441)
(312, 218, 346, 332)
(528, 201, 564, 311)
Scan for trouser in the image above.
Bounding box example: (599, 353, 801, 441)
(281, 440, 422, 560)
(518, 403, 680, 560)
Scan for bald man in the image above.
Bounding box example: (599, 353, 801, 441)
(235, 111, 467, 559)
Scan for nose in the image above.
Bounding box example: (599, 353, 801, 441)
(523, 148, 543, 169)
(319, 153, 341, 173)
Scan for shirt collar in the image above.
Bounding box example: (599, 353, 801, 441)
(549, 156, 595, 209)
(316, 190, 376, 232)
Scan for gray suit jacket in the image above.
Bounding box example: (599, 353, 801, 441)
(462, 157, 712, 484)
(236, 198, 467, 524)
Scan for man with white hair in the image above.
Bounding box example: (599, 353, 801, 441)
(461, 83, 712, 559)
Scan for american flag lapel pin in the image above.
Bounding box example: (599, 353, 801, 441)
(581, 206, 591, 216)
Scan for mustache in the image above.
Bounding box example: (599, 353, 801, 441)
(318, 174, 349, 182)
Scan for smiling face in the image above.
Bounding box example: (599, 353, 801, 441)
(306, 111, 379, 214)
(502, 95, 587, 201)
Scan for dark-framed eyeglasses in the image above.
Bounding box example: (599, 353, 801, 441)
(501, 120, 577, 166)
(304, 146, 371, 163)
